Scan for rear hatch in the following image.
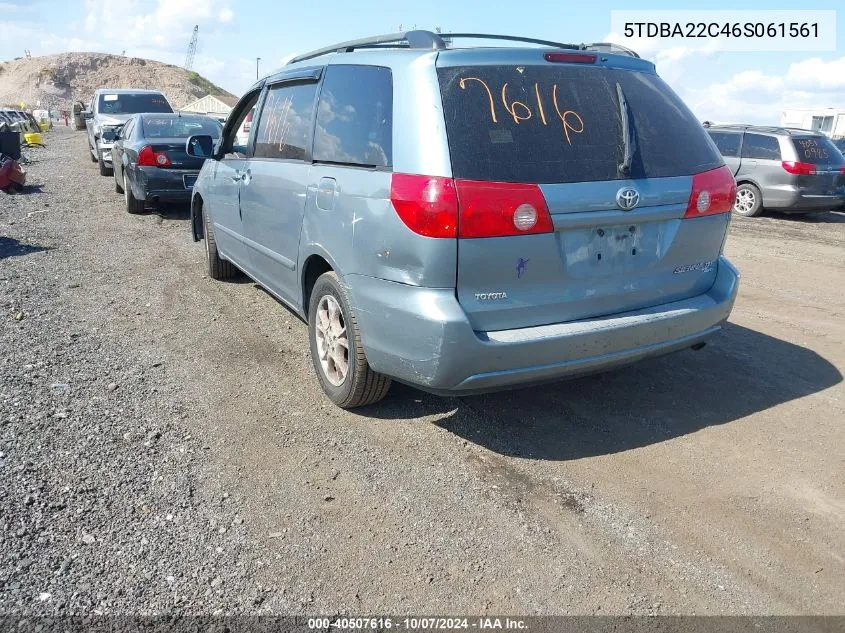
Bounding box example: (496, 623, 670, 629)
(786, 136, 845, 196)
(436, 51, 733, 332)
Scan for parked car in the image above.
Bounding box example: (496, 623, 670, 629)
(109, 113, 222, 213)
(187, 31, 739, 408)
(706, 125, 845, 216)
(84, 88, 173, 176)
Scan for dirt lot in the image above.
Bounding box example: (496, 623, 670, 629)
(1, 126, 843, 615)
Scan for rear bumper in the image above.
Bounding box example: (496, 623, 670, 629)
(765, 185, 845, 212)
(136, 167, 198, 204)
(348, 256, 740, 395)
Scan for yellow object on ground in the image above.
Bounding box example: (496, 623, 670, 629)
(38, 122, 50, 132)
(24, 132, 43, 145)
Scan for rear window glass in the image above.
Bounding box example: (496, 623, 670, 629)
(313, 65, 392, 168)
(792, 137, 844, 164)
(708, 131, 742, 158)
(98, 93, 172, 115)
(741, 134, 781, 160)
(437, 65, 721, 183)
(142, 117, 221, 138)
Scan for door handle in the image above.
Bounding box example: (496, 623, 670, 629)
(231, 171, 242, 182)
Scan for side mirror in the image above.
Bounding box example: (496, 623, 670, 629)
(186, 134, 215, 159)
(82, 111, 93, 120)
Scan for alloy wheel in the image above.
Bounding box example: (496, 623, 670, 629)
(314, 295, 349, 387)
(735, 188, 755, 214)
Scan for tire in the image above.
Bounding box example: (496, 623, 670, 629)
(202, 206, 236, 280)
(98, 150, 113, 176)
(734, 183, 763, 217)
(124, 174, 145, 214)
(114, 167, 124, 194)
(308, 272, 391, 408)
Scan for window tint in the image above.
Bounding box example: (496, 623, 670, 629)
(708, 131, 741, 158)
(98, 93, 172, 115)
(142, 116, 222, 139)
(791, 136, 844, 165)
(741, 134, 781, 160)
(313, 65, 392, 167)
(253, 82, 318, 160)
(437, 65, 721, 183)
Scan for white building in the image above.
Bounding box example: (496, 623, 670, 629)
(781, 108, 845, 138)
(179, 94, 238, 120)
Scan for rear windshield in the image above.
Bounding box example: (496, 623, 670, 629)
(792, 137, 845, 164)
(437, 65, 722, 183)
(98, 93, 172, 115)
(142, 117, 222, 139)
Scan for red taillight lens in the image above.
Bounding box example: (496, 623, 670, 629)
(684, 165, 736, 218)
(456, 179, 553, 238)
(137, 145, 171, 167)
(389, 175, 554, 239)
(782, 161, 817, 175)
(390, 173, 458, 238)
(544, 52, 597, 64)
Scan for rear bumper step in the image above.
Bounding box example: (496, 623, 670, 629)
(348, 256, 739, 394)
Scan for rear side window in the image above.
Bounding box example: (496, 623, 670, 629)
(708, 132, 742, 157)
(741, 134, 781, 160)
(437, 65, 721, 183)
(313, 65, 392, 168)
(253, 81, 318, 160)
(792, 136, 844, 164)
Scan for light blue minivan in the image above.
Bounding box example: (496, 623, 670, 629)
(188, 31, 739, 408)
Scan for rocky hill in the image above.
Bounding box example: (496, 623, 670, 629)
(0, 52, 234, 111)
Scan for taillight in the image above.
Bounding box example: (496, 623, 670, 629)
(544, 52, 597, 64)
(684, 165, 736, 218)
(455, 180, 553, 237)
(782, 161, 817, 175)
(389, 175, 554, 238)
(390, 174, 458, 238)
(137, 145, 171, 167)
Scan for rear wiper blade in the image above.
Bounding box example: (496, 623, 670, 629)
(616, 82, 634, 176)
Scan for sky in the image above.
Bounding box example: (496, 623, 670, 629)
(1, 0, 843, 125)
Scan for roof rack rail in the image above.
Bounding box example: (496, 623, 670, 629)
(581, 42, 640, 58)
(288, 31, 446, 64)
(286, 31, 641, 66)
(439, 33, 581, 50)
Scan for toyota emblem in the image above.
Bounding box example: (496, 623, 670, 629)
(616, 187, 640, 211)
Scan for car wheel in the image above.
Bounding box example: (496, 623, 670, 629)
(124, 174, 145, 214)
(114, 167, 124, 194)
(308, 272, 391, 409)
(734, 183, 763, 217)
(202, 205, 236, 280)
(98, 150, 113, 176)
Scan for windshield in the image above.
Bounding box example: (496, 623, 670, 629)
(98, 93, 172, 115)
(792, 137, 845, 165)
(437, 65, 722, 183)
(142, 117, 222, 139)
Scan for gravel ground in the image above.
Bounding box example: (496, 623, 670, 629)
(1, 126, 843, 616)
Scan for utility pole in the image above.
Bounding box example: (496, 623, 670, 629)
(256, 57, 261, 80)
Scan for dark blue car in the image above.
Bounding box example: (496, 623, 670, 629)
(110, 113, 222, 213)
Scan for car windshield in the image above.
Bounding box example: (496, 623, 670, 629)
(437, 65, 722, 183)
(98, 93, 172, 115)
(142, 117, 222, 139)
(791, 137, 845, 165)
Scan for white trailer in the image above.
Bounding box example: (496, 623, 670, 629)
(781, 108, 845, 138)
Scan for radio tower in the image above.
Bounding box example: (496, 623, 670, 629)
(184, 25, 198, 70)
